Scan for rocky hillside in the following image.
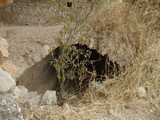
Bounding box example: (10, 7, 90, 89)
(0, 0, 160, 120)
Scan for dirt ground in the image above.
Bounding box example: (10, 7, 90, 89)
(22, 99, 159, 120)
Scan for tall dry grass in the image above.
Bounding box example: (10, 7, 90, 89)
(80, 0, 160, 109)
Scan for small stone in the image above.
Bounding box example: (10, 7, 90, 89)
(13, 86, 21, 99)
(18, 85, 28, 98)
(0, 68, 16, 93)
(137, 86, 147, 98)
(0, 95, 24, 120)
(62, 103, 70, 112)
(0, 37, 8, 49)
(40, 90, 57, 106)
(89, 39, 95, 48)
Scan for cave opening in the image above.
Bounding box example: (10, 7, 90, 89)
(51, 44, 120, 94)
(16, 44, 120, 97)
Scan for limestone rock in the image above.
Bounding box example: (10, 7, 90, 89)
(137, 86, 147, 98)
(13, 86, 21, 99)
(1, 60, 17, 78)
(40, 90, 57, 106)
(0, 37, 9, 65)
(18, 85, 28, 98)
(0, 94, 24, 120)
(0, 68, 16, 93)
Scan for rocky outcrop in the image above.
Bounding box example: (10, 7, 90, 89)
(0, 68, 16, 93)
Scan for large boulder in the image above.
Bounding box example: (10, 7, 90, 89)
(0, 37, 9, 65)
(0, 68, 16, 93)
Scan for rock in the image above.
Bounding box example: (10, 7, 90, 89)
(40, 90, 57, 106)
(0, 37, 8, 49)
(30, 45, 50, 63)
(42, 45, 50, 58)
(13, 86, 21, 99)
(137, 86, 147, 98)
(18, 85, 28, 98)
(0, 68, 16, 93)
(30, 50, 42, 63)
(1, 60, 17, 78)
(0, 37, 9, 65)
(19, 91, 41, 107)
(0, 94, 24, 120)
(62, 103, 70, 112)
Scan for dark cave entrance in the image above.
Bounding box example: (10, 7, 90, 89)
(17, 44, 120, 96)
(52, 44, 120, 93)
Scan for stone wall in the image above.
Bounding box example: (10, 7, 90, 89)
(0, 0, 66, 26)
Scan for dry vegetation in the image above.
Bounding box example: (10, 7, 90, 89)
(66, 0, 160, 118)
(78, 0, 160, 103)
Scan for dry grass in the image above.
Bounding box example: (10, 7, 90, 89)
(76, 0, 160, 115)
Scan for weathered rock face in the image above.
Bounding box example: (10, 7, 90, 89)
(0, 0, 65, 26)
(0, 37, 9, 65)
(0, 68, 16, 93)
